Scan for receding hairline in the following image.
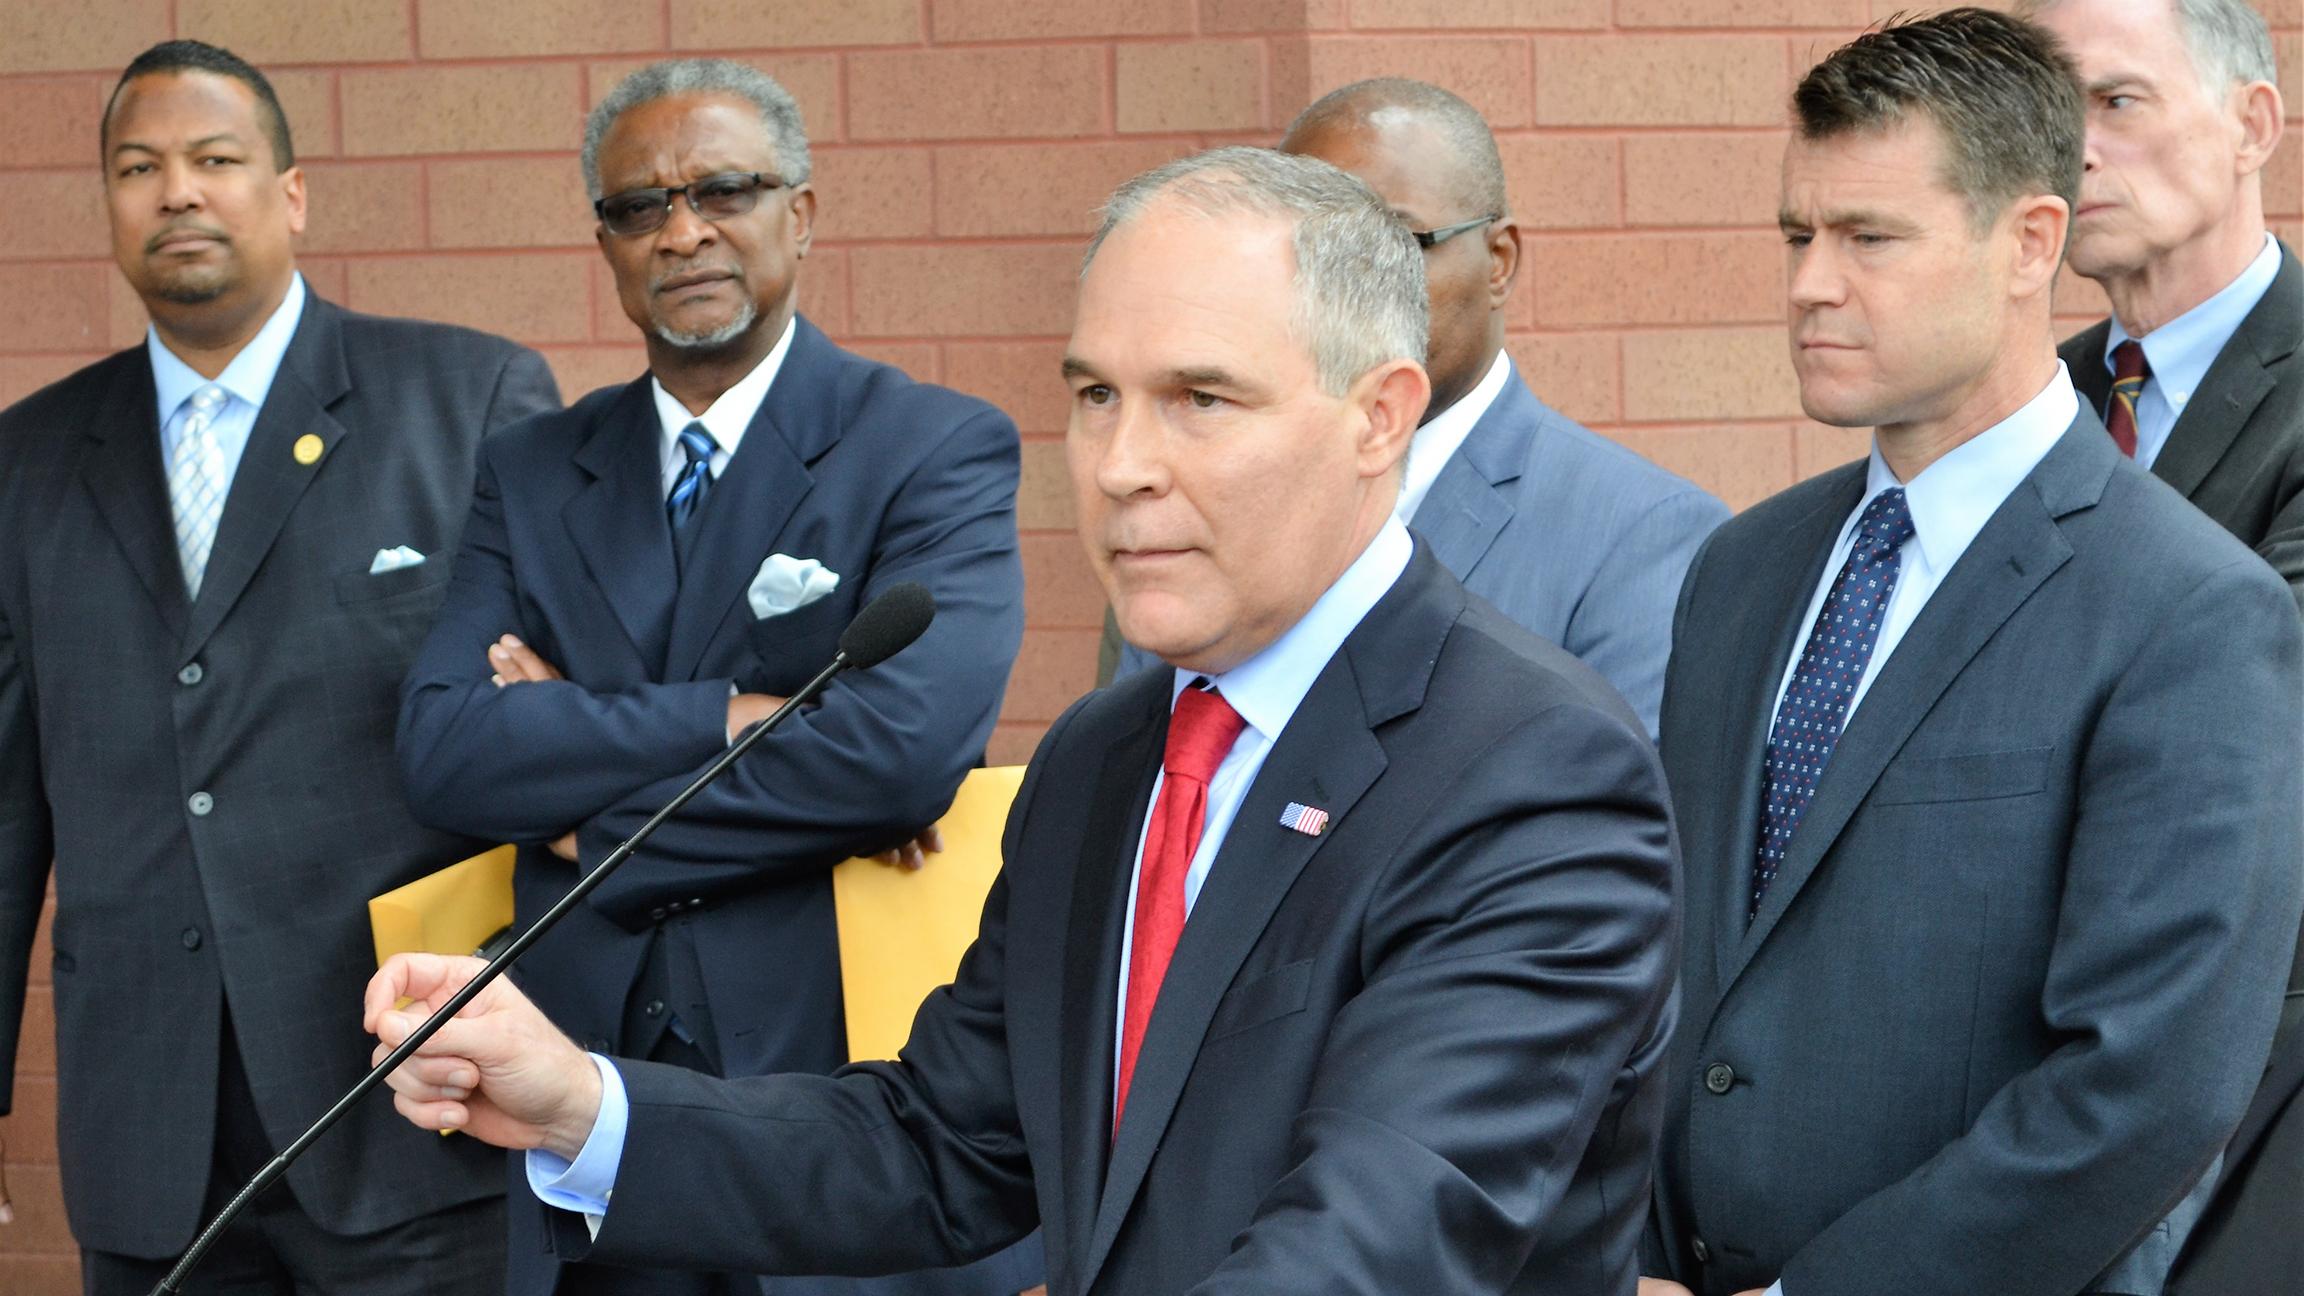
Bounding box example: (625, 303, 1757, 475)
(1283, 80, 1504, 215)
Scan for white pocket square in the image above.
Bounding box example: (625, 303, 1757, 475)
(369, 545, 426, 574)
(748, 553, 840, 619)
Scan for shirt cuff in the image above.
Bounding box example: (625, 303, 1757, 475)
(525, 1052, 629, 1233)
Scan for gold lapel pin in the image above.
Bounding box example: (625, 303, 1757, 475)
(293, 434, 324, 465)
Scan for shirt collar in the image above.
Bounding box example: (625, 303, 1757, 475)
(1860, 361, 2078, 575)
(147, 272, 308, 421)
(649, 314, 798, 459)
(2107, 232, 2282, 409)
(1397, 349, 1511, 523)
(1170, 516, 1414, 745)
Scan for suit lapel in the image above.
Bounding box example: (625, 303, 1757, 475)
(1707, 469, 1862, 987)
(2151, 243, 2300, 499)
(1724, 418, 2106, 995)
(1413, 367, 1535, 583)
(181, 297, 352, 659)
(564, 380, 680, 675)
(78, 352, 189, 641)
(1053, 685, 1163, 1283)
(662, 320, 842, 681)
(1078, 547, 1449, 1290)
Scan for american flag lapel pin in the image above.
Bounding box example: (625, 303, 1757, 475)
(1278, 801, 1329, 837)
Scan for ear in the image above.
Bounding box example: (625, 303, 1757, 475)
(2006, 192, 2068, 304)
(2231, 80, 2284, 178)
(1352, 358, 1430, 482)
(280, 165, 308, 238)
(787, 183, 818, 259)
(1485, 217, 1522, 310)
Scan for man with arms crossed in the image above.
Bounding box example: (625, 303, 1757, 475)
(2021, 2, 2299, 1284)
(0, 39, 559, 1294)
(1643, 11, 2302, 1296)
(369, 147, 1679, 1295)
(1104, 79, 1726, 737)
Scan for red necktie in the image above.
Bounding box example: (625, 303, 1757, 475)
(1115, 684, 1245, 1133)
(2106, 339, 2149, 458)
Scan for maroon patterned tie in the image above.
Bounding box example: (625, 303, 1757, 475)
(2105, 340, 2148, 458)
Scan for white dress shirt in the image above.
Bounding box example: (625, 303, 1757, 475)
(2104, 232, 2282, 468)
(647, 314, 796, 494)
(1756, 364, 2076, 1296)
(1396, 349, 1510, 525)
(530, 516, 1415, 1227)
(149, 271, 309, 491)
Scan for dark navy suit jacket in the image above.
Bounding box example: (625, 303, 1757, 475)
(397, 316, 1027, 1294)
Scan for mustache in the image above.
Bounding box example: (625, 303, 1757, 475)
(145, 221, 231, 253)
(652, 263, 740, 292)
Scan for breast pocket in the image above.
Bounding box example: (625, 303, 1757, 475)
(1871, 746, 2053, 805)
(1205, 959, 1313, 1044)
(334, 556, 447, 605)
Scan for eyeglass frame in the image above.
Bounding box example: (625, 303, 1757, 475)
(1409, 214, 1501, 249)
(592, 171, 789, 237)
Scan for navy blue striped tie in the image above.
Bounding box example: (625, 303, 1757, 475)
(666, 422, 715, 533)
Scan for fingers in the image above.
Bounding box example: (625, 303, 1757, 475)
(547, 831, 579, 862)
(364, 953, 487, 1031)
(919, 824, 945, 855)
(488, 635, 563, 684)
(392, 1089, 470, 1133)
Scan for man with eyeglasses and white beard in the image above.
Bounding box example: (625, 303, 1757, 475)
(393, 57, 1038, 1296)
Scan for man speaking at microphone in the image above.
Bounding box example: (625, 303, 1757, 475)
(366, 146, 1679, 1295)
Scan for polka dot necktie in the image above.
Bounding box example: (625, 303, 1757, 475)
(1751, 487, 1916, 920)
(2105, 339, 2148, 458)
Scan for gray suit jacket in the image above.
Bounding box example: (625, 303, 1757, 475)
(0, 294, 560, 1255)
(1650, 413, 2304, 1296)
(1116, 361, 1726, 734)
(2061, 240, 2304, 1295)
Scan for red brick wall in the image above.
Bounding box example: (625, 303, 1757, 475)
(0, 0, 2296, 1285)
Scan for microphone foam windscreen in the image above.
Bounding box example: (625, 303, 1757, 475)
(840, 582, 936, 670)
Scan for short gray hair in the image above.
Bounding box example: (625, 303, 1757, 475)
(582, 58, 811, 201)
(1084, 146, 1427, 397)
(1284, 78, 1508, 222)
(2019, 0, 2277, 93)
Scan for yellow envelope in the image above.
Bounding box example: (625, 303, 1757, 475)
(369, 844, 518, 967)
(833, 766, 1023, 1062)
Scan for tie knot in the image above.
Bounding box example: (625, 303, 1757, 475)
(185, 384, 228, 418)
(677, 423, 716, 467)
(1163, 684, 1246, 785)
(2112, 339, 2149, 384)
(1852, 486, 1915, 564)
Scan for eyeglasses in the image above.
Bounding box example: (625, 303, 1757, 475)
(1409, 214, 1500, 249)
(594, 171, 786, 237)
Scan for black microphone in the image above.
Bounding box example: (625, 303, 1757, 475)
(149, 582, 938, 1296)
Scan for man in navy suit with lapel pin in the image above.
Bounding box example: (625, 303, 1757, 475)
(1103, 78, 1727, 737)
(393, 58, 1034, 1296)
(0, 39, 561, 1294)
(1644, 12, 2302, 1296)
(368, 146, 1681, 1295)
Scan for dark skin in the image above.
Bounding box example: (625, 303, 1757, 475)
(1282, 106, 1522, 422)
(496, 96, 928, 869)
(103, 69, 306, 378)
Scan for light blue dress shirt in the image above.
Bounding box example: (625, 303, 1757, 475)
(2103, 233, 2281, 468)
(528, 516, 1417, 1225)
(149, 272, 308, 491)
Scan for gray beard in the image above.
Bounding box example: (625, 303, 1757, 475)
(653, 298, 757, 351)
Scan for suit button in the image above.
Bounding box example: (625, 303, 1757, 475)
(1691, 1237, 1710, 1264)
(1704, 1062, 1736, 1095)
(181, 928, 202, 951)
(688, 897, 704, 910)
(177, 663, 203, 686)
(644, 999, 665, 1018)
(187, 792, 214, 816)
(649, 906, 668, 922)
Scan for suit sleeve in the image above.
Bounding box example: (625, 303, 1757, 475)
(1191, 699, 1679, 1294)
(567, 404, 1025, 926)
(550, 701, 1078, 1274)
(484, 343, 563, 432)
(0, 583, 52, 1116)
(1562, 489, 1728, 740)
(1779, 557, 2304, 1295)
(2249, 445, 2304, 613)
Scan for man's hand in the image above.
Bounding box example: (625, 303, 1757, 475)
(871, 823, 943, 872)
(546, 831, 579, 862)
(726, 692, 787, 743)
(1638, 1281, 1696, 1296)
(363, 953, 603, 1161)
(488, 634, 563, 686)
